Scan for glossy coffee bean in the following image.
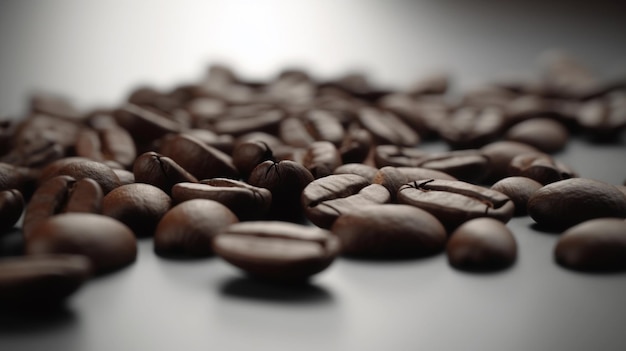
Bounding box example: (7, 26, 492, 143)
(332, 204, 447, 257)
(213, 221, 341, 281)
(555, 218, 626, 272)
(248, 160, 314, 222)
(491, 177, 542, 215)
(172, 179, 272, 220)
(26, 213, 137, 274)
(0, 254, 91, 307)
(102, 183, 172, 236)
(446, 218, 517, 271)
(528, 178, 626, 229)
(232, 140, 275, 178)
(44, 159, 121, 194)
(0, 189, 24, 232)
(372, 166, 455, 200)
(133, 151, 198, 194)
(333, 163, 379, 182)
(480, 141, 540, 182)
(505, 118, 569, 153)
(398, 179, 514, 230)
(75, 127, 137, 167)
(302, 141, 342, 178)
(358, 107, 420, 146)
(508, 153, 575, 185)
(154, 199, 239, 256)
(302, 174, 391, 229)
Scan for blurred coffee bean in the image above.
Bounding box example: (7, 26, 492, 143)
(447, 218, 517, 271)
(508, 153, 575, 185)
(232, 140, 275, 178)
(480, 141, 540, 183)
(183, 129, 235, 154)
(213, 221, 340, 282)
(0, 163, 38, 196)
(407, 72, 449, 96)
(333, 164, 379, 182)
(26, 213, 137, 274)
(332, 204, 447, 258)
(0, 119, 17, 157)
(491, 177, 542, 215)
(186, 97, 227, 126)
(154, 199, 239, 257)
(43, 159, 121, 194)
(213, 108, 285, 136)
(577, 90, 626, 141)
(374, 145, 428, 168)
(30, 93, 82, 120)
(302, 141, 342, 179)
(278, 116, 315, 148)
(439, 106, 505, 149)
(133, 151, 198, 194)
(358, 107, 420, 146)
(417, 150, 489, 183)
(303, 109, 345, 146)
(102, 183, 171, 237)
(0, 189, 24, 232)
(505, 118, 569, 153)
(528, 178, 626, 229)
(113, 169, 135, 185)
(338, 125, 372, 164)
(114, 103, 183, 144)
(75, 127, 136, 167)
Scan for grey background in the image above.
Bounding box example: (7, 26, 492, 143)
(1, 1, 625, 350)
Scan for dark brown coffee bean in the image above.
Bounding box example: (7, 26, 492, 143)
(154, 199, 239, 257)
(1, 118, 69, 168)
(0, 189, 24, 232)
(0, 254, 91, 307)
(338, 126, 372, 164)
(232, 141, 275, 178)
(358, 107, 420, 146)
(113, 169, 135, 185)
(172, 179, 271, 221)
(114, 103, 183, 144)
(213, 108, 285, 136)
(528, 178, 626, 229)
(133, 151, 198, 194)
(23, 176, 103, 237)
(372, 166, 456, 199)
(446, 218, 517, 271)
(555, 218, 626, 272)
(505, 118, 569, 153)
(183, 129, 235, 154)
(333, 164, 379, 182)
(398, 179, 515, 230)
(416, 150, 489, 183)
(508, 153, 575, 185)
(374, 145, 429, 168)
(0, 163, 38, 197)
(302, 141, 342, 179)
(439, 106, 505, 149)
(407, 72, 450, 96)
(480, 141, 540, 182)
(577, 90, 626, 140)
(186, 97, 227, 126)
(279, 116, 315, 148)
(102, 183, 171, 237)
(26, 213, 137, 274)
(378, 93, 434, 137)
(248, 160, 314, 222)
(213, 221, 340, 282)
(303, 109, 345, 146)
(75, 127, 137, 168)
(331, 204, 446, 257)
(38, 157, 90, 183)
(491, 177, 542, 215)
(301, 174, 390, 229)
(0, 119, 18, 157)
(43, 159, 121, 194)
(159, 134, 239, 180)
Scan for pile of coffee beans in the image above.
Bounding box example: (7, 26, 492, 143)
(1, 53, 626, 307)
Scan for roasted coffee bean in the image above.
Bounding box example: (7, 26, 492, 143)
(279, 116, 316, 148)
(358, 107, 420, 146)
(42, 159, 121, 194)
(508, 153, 575, 185)
(0, 163, 38, 196)
(133, 151, 198, 194)
(372, 166, 456, 199)
(114, 103, 183, 144)
(416, 150, 489, 183)
(379, 93, 435, 137)
(374, 145, 428, 168)
(446, 218, 517, 271)
(154, 199, 239, 257)
(408, 72, 449, 96)
(303, 109, 345, 146)
(159, 133, 239, 180)
(186, 97, 227, 126)
(102, 183, 171, 237)
(236, 131, 284, 151)
(1, 131, 65, 168)
(75, 127, 136, 167)
(302, 141, 342, 179)
(183, 129, 235, 154)
(23, 176, 103, 237)
(113, 169, 135, 185)
(333, 163, 379, 182)
(398, 179, 515, 230)
(577, 90, 626, 140)
(301, 174, 390, 229)
(338, 126, 372, 164)
(505, 118, 569, 153)
(554, 218, 626, 272)
(172, 179, 272, 220)
(439, 106, 505, 149)
(480, 141, 541, 183)
(213, 108, 285, 136)
(491, 177, 542, 215)
(0, 254, 91, 307)
(248, 160, 314, 222)
(528, 178, 626, 229)
(38, 157, 90, 182)
(331, 204, 446, 257)
(232, 140, 275, 178)
(27, 213, 137, 274)
(30, 93, 82, 120)
(213, 221, 340, 282)
(0, 189, 24, 232)
(0, 119, 18, 157)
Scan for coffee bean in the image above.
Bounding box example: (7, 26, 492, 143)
(172, 179, 272, 220)
(338, 126, 372, 164)
(398, 179, 514, 230)
(446, 218, 517, 271)
(113, 169, 135, 185)
(577, 90, 626, 140)
(491, 177, 543, 215)
(416, 150, 489, 183)
(159, 133, 239, 180)
(279, 116, 316, 148)
(75, 127, 137, 167)
(333, 163, 379, 182)
(505, 118, 569, 153)
(30, 93, 82, 120)
(372, 166, 456, 199)
(213, 221, 340, 282)
(528, 178, 626, 229)
(0, 119, 18, 157)
(378, 93, 439, 137)
(374, 145, 429, 168)
(0, 254, 91, 307)
(439, 106, 505, 149)
(301, 174, 390, 229)
(358, 107, 420, 146)
(331, 204, 446, 257)
(303, 109, 345, 146)
(248, 160, 314, 222)
(183, 129, 235, 154)
(26, 213, 137, 274)
(212, 108, 285, 136)
(43, 159, 121, 194)
(480, 141, 541, 182)
(555, 218, 626, 272)
(0, 189, 24, 232)
(508, 153, 576, 185)
(232, 140, 275, 178)
(133, 151, 198, 194)
(114, 103, 183, 144)
(186, 97, 227, 126)
(154, 199, 239, 257)
(102, 183, 171, 237)
(0, 163, 38, 196)
(302, 141, 342, 178)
